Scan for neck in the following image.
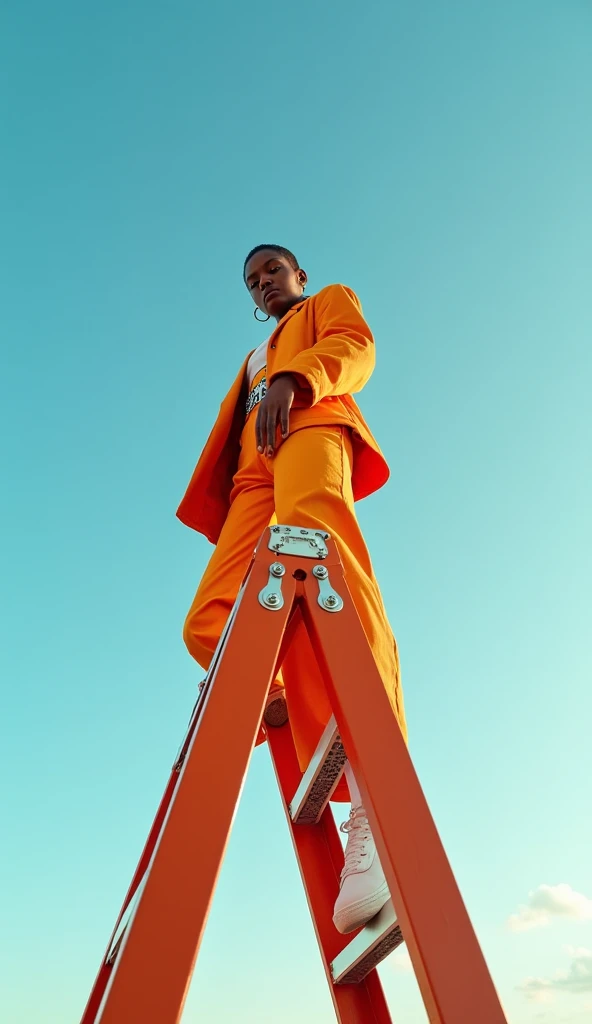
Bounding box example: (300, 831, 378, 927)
(275, 292, 306, 323)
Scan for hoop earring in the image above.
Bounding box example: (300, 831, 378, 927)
(254, 307, 271, 322)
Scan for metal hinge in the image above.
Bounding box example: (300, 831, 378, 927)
(268, 525, 330, 560)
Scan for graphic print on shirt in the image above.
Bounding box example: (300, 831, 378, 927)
(246, 366, 267, 415)
(246, 338, 268, 415)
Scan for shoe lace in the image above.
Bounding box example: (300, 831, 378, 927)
(339, 806, 371, 881)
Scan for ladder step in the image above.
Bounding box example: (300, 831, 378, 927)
(289, 716, 346, 824)
(330, 901, 403, 985)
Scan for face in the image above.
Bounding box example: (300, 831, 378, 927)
(244, 249, 308, 321)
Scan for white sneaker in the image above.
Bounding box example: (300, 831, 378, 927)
(332, 806, 390, 935)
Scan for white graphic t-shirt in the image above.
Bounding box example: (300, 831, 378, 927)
(246, 338, 268, 414)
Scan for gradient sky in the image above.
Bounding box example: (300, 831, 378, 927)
(1, 2, 591, 1022)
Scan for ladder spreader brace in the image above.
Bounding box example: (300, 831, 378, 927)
(80, 524, 507, 1024)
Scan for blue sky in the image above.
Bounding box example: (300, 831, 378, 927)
(1, 2, 591, 1022)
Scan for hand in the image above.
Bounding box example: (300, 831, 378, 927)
(256, 374, 297, 456)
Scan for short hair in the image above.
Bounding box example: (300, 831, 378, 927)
(243, 244, 299, 278)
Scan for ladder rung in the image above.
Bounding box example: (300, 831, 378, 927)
(330, 901, 403, 985)
(289, 716, 346, 824)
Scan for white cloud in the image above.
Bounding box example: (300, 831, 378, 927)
(518, 947, 592, 1002)
(508, 884, 592, 932)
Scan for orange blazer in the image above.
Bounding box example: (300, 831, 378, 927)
(177, 284, 390, 543)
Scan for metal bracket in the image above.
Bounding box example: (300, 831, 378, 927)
(106, 876, 147, 965)
(312, 565, 343, 612)
(173, 680, 207, 772)
(268, 525, 330, 560)
(258, 562, 286, 610)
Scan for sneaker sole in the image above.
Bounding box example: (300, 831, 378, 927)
(332, 881, 390, 935)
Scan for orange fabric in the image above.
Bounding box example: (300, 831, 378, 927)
(183, 418, 407, 801)
(176, 284, 390, 543)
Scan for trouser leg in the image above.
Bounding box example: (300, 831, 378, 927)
(273, 425, 407, 777)
(183, 434, 274, 670)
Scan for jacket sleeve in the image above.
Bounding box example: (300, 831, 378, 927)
(269, 284, 375, 405)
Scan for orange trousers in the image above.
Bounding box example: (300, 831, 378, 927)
(183, 415, 407, 799)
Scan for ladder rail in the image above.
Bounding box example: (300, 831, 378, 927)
(300, 565, 507, 1024)
(90, 560, 298, 1024)
(267, 722, 393, 1024)
(79, 700, 200, 1024)
(79, 586, 249, 1023)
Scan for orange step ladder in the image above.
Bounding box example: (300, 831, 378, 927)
(80, 525, 507, 1024)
